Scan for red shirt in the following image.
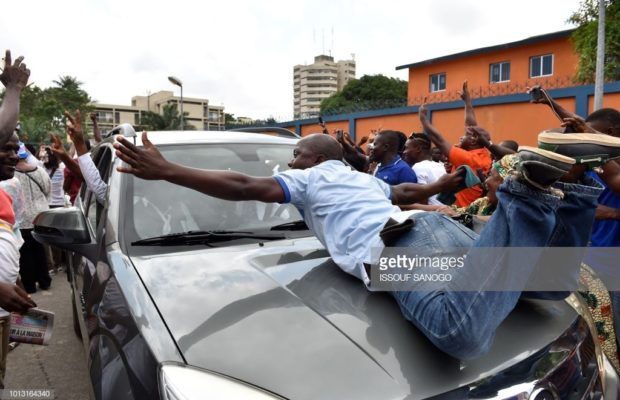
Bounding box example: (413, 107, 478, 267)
(0, 189, 15, 226)
(64, 167, 82, 204)
(449, 147, 492, 207)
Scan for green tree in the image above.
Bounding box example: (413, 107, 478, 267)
(569, 0, 620, 83)
(320, 74, 408, 115)
(139, 103, 194, 130)
(224, 113, 236, 123)
(1, 75, 93, 144)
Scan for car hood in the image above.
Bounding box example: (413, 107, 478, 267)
(130, 238, 579, 400)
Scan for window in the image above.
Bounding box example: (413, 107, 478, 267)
(490, 62, 510, 83)
(429, 73, 446, 92)
(530, 54, 553, 78)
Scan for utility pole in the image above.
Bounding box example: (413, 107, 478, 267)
(594, 0, 606, 111)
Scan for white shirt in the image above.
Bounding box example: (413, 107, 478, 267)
(78, 154, 108, 205)
(47, 163, 66, 206)
(412, 160, 447, 205)
(274, 160, 401, 287)
(0, 228, 21, 317)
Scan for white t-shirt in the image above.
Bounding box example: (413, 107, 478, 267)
(47, 163, 66, 206)
(0, 228, 21, 317)
(412, 160, 447, 205)
(274, 160, 401, 287)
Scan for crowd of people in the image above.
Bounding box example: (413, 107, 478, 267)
(1, 48, 620, 387)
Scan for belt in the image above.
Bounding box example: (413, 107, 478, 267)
(364, 216, 416, 281)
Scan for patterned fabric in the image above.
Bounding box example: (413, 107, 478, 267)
(493, 154, 520, 180)
(453, 196, 495, 216)
(579, 263, 620, 374)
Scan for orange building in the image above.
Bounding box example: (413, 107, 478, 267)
(281, 29, 620, 147)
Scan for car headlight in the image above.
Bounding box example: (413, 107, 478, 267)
(564, 292, 606, 390)
(159, 362, 283, 400)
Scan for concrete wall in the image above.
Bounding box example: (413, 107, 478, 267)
(280, 82, 620, 148)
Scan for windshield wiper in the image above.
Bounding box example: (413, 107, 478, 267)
(132, 230, 286, 246)
(270, 220, 308, 231)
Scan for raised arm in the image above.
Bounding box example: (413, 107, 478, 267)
(419, 100, 452, 156)
(391, 171, 462, 205)
(0, 50, 30, 146)
(528, 85, 579, 122)
(459, 81, 477, 127)
(90, 112, 102, 143)
(468, 126, 515, 158)
(50, 133, 83, 181)
(114, 132, 286, 203)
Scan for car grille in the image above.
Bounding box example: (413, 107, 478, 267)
(429, 316, 604, 399)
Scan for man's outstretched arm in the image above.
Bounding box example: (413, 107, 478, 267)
(114, 132, 285, 203)
(528, 85, 579, 121)
(459, 81, 477, 127)
(419, 101, 452, 156)
(391, 172, 462, 205)
(0, 50, 30, 146)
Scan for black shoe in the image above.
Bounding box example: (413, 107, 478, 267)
(538, 131, 620, 168)
(517, 146, 575, 189)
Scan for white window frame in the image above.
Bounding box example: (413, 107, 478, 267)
(429, 73, 446, 93)
(490, 61, 511, 83)
(529, 54, 554, 78)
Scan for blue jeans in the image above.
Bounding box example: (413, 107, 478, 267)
(390, 176, 602, 360)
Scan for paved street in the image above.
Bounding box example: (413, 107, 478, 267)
(5, 271, 91, 400)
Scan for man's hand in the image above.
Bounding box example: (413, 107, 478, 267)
(0, 282, 36, 314)
(418, 98, 428, 121)
(64, 110, 85, 145)
(49, 133, 69, 159)
(467, 126, 491, 147)
(64, 110, 90, 156)
(114, 131, 171, 180)
(436, 205, 460, 217)
(457, 80, 471, 103)
(437, 170, 464, 192)
(0, 50, 30, 90)
(561, 117, 597, 133)
(526, 85, 550, 105)
(89, 112, 97, 123)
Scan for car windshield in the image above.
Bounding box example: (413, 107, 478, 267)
(122, 142, 307, 247)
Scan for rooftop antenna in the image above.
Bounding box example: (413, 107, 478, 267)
(331, 26, 334, 57)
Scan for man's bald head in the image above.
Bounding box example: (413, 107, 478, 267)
(289, 133, 344, 169)
(299, 134, 344, 161)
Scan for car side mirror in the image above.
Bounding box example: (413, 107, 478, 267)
(32, 207, 98, 262)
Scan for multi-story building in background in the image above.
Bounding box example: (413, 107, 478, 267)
(293, 55, 356, 119)
(87, 90, 225, 134)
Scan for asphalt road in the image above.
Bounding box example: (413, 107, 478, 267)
(5, 270, 91, 400)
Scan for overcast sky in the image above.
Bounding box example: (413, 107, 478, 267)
(2, 0, 582, 121)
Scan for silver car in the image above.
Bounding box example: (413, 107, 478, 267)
(33, 127, 619, 399)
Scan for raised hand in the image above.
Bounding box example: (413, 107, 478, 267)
(114, 131, 170, 180)
(418, 98, 428, 121)
(466, 126, 491, 146)
(0, 50, 30, 90)
(0, 282, 36, 314)
(561, 117, 597, 133)
(457, 80, 471, 102)
(526, 85, 550, 104)
(49, 133, 68, 158)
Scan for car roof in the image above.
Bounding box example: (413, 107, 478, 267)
(109, 130, 300, 147)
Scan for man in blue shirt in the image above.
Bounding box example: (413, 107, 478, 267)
(369, 130, 417, 185)
(114, 131, 611, 360)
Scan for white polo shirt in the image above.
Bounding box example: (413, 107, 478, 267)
(274, 160, 400, 286)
